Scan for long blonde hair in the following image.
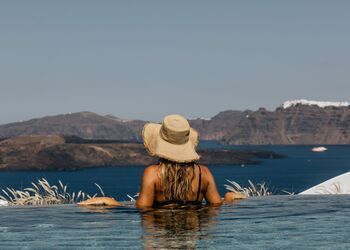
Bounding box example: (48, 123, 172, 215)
(158, 158, 197, 201)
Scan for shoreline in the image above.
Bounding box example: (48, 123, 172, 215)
(0, 135, 285, 171)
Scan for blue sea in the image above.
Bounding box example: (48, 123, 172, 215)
(1, 143, 350, 198)
(1, 144, 350, 249)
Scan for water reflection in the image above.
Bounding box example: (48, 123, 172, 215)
(141, 206, 219, 249)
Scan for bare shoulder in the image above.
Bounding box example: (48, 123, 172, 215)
(144, 164, 159, 172)
(142, 165, 159, 179)
(198, 165, 211, 175)
(198, 164, 213, 181)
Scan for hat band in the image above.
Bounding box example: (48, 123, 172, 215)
(160, 125, 190, 145)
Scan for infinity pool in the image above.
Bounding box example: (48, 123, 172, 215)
(1, 195, 349, 249)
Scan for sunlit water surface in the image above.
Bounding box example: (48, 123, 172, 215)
(1, 195, 350, 249)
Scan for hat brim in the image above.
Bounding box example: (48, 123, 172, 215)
(142, 123, 200, 163)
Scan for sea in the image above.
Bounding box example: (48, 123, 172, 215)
(1, 142, 350, 198)
(0, 143, 350, 249)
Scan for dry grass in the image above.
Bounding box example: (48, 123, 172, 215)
(127, 193, 139, 202)
(0, 178, 286, 207)
(225, 179, 272, 197)
(0, 178, 104, 206)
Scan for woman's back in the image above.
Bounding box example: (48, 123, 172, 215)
(154, 162, 203, 206)
(136, 162, 222, 208)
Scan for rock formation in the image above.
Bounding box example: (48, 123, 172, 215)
(0, 135, 283, 170)
(1, 100, 350, 145)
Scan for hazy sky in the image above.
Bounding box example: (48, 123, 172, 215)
(1, 1, 350, 124)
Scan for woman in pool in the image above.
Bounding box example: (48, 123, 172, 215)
(79, 114, 244, 208)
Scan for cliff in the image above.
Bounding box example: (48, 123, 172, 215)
(1, 101, 350, 145)
(191, 104, 350, 144)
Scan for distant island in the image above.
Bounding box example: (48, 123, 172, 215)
(0, 100, 350, 145)
(7, 99, 347, 170)
(1, 99, 350, 145)
(0, 135, 284, 171)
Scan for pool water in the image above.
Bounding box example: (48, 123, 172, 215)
(1, 195, 350, 249)
(1, 145, 350, 248)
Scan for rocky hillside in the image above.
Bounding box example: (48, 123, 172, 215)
(0, 112, 146, 141)
(191, 104, 350, 144)
(0, 135, 283, 170)
(1, 102, 350, 145)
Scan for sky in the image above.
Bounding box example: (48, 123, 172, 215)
(1, 1, 350, 124)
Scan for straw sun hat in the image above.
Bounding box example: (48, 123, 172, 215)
(142, 114, 200, 163)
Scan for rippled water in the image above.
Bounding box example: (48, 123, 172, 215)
(1, 195, 350, 249)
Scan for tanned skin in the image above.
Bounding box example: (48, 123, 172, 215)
(79, 164, 245, 208)
(136, 164, 222, 209)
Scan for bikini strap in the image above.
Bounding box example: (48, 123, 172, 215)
(196, 164, 202, 201)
